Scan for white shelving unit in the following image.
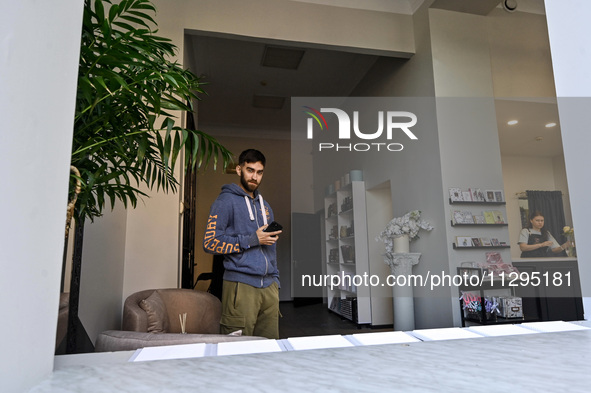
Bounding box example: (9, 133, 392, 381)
(324, 181, 371, 324)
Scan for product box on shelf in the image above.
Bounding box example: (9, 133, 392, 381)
(496, 296, 523, 318)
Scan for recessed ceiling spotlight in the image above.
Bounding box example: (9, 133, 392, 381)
(502, 0, 518, 13)
(545, 122, 557, 128)
(507, 120, 518, 125)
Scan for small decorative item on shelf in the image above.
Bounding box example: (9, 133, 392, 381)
(563, 226, 576, 257)
(495, 296, 523, 318)
(461, 291, 482, 321)
(329, 248, 339, 264)
(329, 225, 338, 240)
(350, 170, 363, 182)
(484, 252, 519, 278)
(340, 245, 355, 263)
(461, 293, 499, 322)
(327, 184, 335, 195)
(341, 196, 353, 212)
(340, 226, 348, 238)
(339, 225, 354, 238)
(484, 297, 500, 321)
(376, 210, 434, 254)
(449, 187, 463, 202)
(327, 202, 337, 218)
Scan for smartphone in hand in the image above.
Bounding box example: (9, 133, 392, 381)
(263, 221, 283, 235)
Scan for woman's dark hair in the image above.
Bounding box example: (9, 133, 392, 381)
(528, 210, 549, 239)
(238, 149, 266, 166)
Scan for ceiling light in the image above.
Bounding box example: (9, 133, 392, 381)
(507, 120, 518, 125)
(261, 46, 305, 70)
(253, 95, 286, 109)
(545, 122, 557, 128)
(502, 0, 518, 13)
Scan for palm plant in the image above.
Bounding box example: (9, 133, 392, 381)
(64, 0, 231, 353)
(72, 0, 231, 223)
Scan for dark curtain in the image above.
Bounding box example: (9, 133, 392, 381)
(527, 190, 567, 244)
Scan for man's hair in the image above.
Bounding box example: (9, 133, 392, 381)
(238, 149, 266, 166)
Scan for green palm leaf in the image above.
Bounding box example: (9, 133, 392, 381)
(72, 0, 232, 223)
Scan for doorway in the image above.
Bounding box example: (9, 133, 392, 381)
(182, 30, 384, 302)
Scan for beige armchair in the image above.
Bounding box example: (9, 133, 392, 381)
(122, 288, 221, 334)
(95, 288, 265, 352)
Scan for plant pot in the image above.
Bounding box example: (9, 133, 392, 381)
(394, 234, 410, 253)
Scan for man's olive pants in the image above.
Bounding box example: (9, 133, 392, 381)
(220, 280, 280, 339)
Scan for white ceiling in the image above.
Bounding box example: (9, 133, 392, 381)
(186, 0, 563, 158)
(288, 0, 424, 14)
(186, 32, 379, 132)
(495, 99, 563, 157)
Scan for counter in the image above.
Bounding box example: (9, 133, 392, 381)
(512, 257, 578, 263)
(512, 257, 583, 322)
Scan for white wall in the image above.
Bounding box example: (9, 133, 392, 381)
(545, 0, 591, 316)
(487, 8, 556, 98)
(79, 203, 127, 339)
(153, 0, 415, 57)
(121, 179, 183, 300)
(341, 2, 452, 329)
(429, 8, 509, 327)
(350, 1, 435, 98)
(0, 2, 83, 392)
(291, 139, 316, 214)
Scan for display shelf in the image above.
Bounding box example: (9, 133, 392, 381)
(462, 315, 538, 325)
(328, 296, 357, 322)
(457, 267, 533, 327)
(453, 244, 510, 249)
(449, 199, 506, 206)
(451, 222, 508, 227)
(323, 180, 370, 325)
(513, 259, 584, 322)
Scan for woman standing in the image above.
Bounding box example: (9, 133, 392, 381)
(518, 211, 570, 257)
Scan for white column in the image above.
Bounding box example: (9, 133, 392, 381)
(545, 0, 591, 317)
(0, 2, 84, 392)
(384, 252, 421, 331)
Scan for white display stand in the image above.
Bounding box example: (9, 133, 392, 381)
(324, 181, 371, 324)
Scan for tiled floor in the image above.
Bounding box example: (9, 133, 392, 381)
(278, 300, 392, 338)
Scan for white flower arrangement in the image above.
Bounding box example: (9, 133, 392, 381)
(563, 226, 574, 237)
(376, 210, 433, 253)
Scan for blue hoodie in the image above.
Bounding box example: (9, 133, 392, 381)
(203, 183, 279, 288)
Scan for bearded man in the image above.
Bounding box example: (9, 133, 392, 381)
(203, 149, 281, 338)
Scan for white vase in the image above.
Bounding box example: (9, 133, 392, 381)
(394, 234, 410, 253)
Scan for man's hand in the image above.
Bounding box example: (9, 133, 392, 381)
(257, 225, 282, 245)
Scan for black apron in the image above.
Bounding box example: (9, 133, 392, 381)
(520, 230, 552, 258)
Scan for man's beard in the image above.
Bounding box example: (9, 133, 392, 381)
(240, 173, 259, 193)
